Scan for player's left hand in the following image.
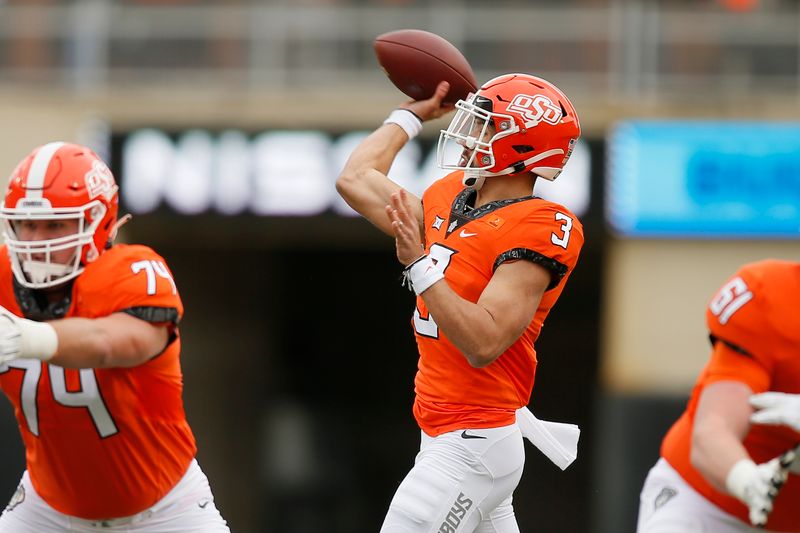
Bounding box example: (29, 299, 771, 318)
(386, 189, 424, 266)
(750, 392, 800, 433)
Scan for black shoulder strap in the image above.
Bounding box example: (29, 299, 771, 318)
(709, 334, 753, 358)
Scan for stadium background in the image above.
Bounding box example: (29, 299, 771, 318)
(0, 1, 798, 531)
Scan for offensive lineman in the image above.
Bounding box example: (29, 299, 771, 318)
(637, 260, 799, 532)
(0, 142, 229, 532)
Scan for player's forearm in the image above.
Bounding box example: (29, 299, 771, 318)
(691, 381, 754, 494)
(421, 282, 512, 368)
(691, 413, 751, 492)
(344, 124, 412, 176)
(336, 125, 410, 233)
(49, 316, 163, 369)
(337, 125, 409, 199)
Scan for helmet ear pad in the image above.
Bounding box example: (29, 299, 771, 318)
(1, 142, 120, 288)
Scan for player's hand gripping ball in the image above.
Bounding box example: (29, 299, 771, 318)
(373, 29, 477, 104)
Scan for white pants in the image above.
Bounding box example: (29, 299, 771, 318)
(381, 423, 525, 533)
(0, 459, 229, 532)
(637, 458, 776, 533)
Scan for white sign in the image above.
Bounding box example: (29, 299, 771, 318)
(121, 129, 591, 217)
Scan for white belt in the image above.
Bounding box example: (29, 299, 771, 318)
(74, 509, 154, 528)
(515, 406, 580, 470)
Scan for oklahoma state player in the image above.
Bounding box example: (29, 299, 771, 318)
(337, 74, 583, 533)
(0, 142, 228, 531)
(637, 260, 800, 532)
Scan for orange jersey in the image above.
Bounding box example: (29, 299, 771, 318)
(662, 260, 800, 531)
(412, 172, 584, 436)
(0, 244, 196, 520)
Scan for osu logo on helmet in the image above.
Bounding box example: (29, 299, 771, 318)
(437, 73, 580, 183)
(507, 94, 563, 126)
(0, 142, 120, 288)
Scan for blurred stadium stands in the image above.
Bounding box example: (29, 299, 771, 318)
(2, 0, 800, 130)
(0, 1, 798, 532)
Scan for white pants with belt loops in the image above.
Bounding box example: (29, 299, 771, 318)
(0, 459, 229, 533)
(380, 423, 525, 533)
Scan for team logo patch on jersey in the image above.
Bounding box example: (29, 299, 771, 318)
(84, 160, 116, 201)
(6, 483, 24, 512)
(486, 214, 505, 229)
(432, 215, 445, 230)
(654, 486, 677, 510)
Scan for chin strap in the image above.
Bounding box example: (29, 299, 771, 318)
(110, 213, 133, 241)
(464, 148, 566, 184)
(497, 148, 565, 177)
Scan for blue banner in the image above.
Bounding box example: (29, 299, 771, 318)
(607, 121, 800, 238)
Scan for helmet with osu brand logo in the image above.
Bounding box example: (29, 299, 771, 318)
(437, 73, 581, 186)
(0, 142, 120, 289)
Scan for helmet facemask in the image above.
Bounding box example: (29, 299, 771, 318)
(437, 95, 518, 186)
(1, 199, 106, 289)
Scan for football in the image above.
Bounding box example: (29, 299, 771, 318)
(373, 29, 478, 104)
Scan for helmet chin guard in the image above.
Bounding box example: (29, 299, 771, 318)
(21, 258, 75, 287)
(462, 174, 486, 190)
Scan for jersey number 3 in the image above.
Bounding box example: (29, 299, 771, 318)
(551, 212, 573, 249)
(0, 360, 118, 438)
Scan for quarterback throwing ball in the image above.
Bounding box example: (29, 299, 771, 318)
(337, 73, 583, 533)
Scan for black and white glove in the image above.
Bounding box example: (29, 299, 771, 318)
(750, 392, 800, 474)
(726, 447, 797, 528)
(751, 392, 800, 433)
(0, 306, 58, 364)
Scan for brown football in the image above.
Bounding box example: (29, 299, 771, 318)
(373, 29, 478, 104)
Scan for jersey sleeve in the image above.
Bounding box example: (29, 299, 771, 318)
(703, 340, 771, 393)
(75, 245, 183, 325)
(705, 264, 775, 377)
(494, 203, 584, 290)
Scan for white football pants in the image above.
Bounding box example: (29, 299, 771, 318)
(380, 423, 525, 533)
(0, 459, 229, 532)
(637, 458, 776, 533)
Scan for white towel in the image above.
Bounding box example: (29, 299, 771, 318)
(515, 406, 580, 470)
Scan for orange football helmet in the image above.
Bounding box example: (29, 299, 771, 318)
(437, 73, 581, 185)
(0, 142, 119, 288)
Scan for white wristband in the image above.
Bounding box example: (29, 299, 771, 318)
(726, 458, 758, 502)
(384, 109, 423, 140)
(403, 255, 444, 295)
(18, 319, 58, 361)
